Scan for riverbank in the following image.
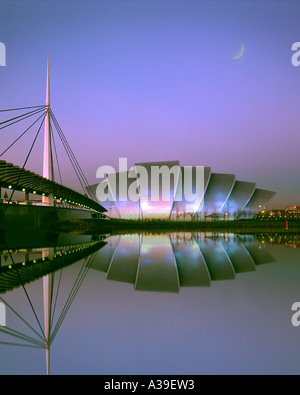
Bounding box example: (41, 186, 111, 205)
(62, 218, 300, 235)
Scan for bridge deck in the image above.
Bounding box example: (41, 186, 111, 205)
(0, 160, 106, 213)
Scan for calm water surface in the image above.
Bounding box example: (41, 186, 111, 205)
(1, 231, 300, 375)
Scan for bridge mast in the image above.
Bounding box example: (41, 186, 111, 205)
(42, 55, 54, 375)
(43, 55, 54, 203)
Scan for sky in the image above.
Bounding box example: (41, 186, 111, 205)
(1, 0, 300, 208)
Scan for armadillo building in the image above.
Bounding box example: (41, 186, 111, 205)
(87, 161, 276, 220)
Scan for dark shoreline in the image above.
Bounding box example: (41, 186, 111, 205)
(59, 218, 300, 235)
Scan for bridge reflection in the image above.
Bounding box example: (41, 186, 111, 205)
(0, 239, 106, 294)
(0, 230, 296, 374)
(0, 231, 107, 375)
(1, 231, 296, 296)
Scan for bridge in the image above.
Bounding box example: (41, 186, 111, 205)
(0, 56, 106, 228)
(0, 159, 106, 212)
(0, 57, 108, 374)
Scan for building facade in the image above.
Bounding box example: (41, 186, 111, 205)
(87, 161, 276, 220)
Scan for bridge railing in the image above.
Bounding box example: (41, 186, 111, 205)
(0, 198, 94, 211)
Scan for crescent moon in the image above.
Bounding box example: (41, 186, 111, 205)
(231, 43, 244, 60)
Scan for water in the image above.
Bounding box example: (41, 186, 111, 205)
(0, 231, 300, 375)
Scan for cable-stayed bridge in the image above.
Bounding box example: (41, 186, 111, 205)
(0, 57, 108, 375)
(0, 57, 107, 231)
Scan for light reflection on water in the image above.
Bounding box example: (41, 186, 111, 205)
(91, 233, 276, 292)
(1, 231, 300, 375)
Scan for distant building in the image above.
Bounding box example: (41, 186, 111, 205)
(285, 206, 300, 214)
(255, 206, 300, 220)
(87, 161, 276, 220)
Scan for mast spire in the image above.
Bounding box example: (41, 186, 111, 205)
(43, 54, 53, 184)
(42, 55, 54, 375)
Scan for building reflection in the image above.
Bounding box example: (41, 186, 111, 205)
(0, 230, 298, 374)
(90, 232, 276, 293)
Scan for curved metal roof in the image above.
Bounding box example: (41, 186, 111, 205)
(87, 180, 121, 218)
(172, 166, 211, 217)
(108, 170, 140, 219)
(201, 172, 236, 215)
(135, 160, 181, 220)
(223, 180, 256, 218)
(241, 188, 276, 218)
(87, 161, 276, 219)
(0, 160, 106, 213)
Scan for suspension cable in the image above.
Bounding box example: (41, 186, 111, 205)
(0, 297, 46, 343)
(50, 122, 63, 185)
(0, 105, 46, 113)
(0, 327, 44, 348)
(50, 253, 95, 344)
(5, 246, 46, 342)
(50, 111, 88, 194)
(4, 112, 46, 208)
(50, 110, 97, 201)
(0, 107, 46, 130)
(0, 110, 47, 157)
(50, 269, 63, 331)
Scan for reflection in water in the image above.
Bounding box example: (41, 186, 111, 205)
(0, 231, 298, 374)
(0, 240, 106, 294)
(91, 233, 275, 292)
(0, 232, 107, 375)
(137, 234, 179, 293)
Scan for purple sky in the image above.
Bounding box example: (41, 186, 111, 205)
(1, 0, 300, 208)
